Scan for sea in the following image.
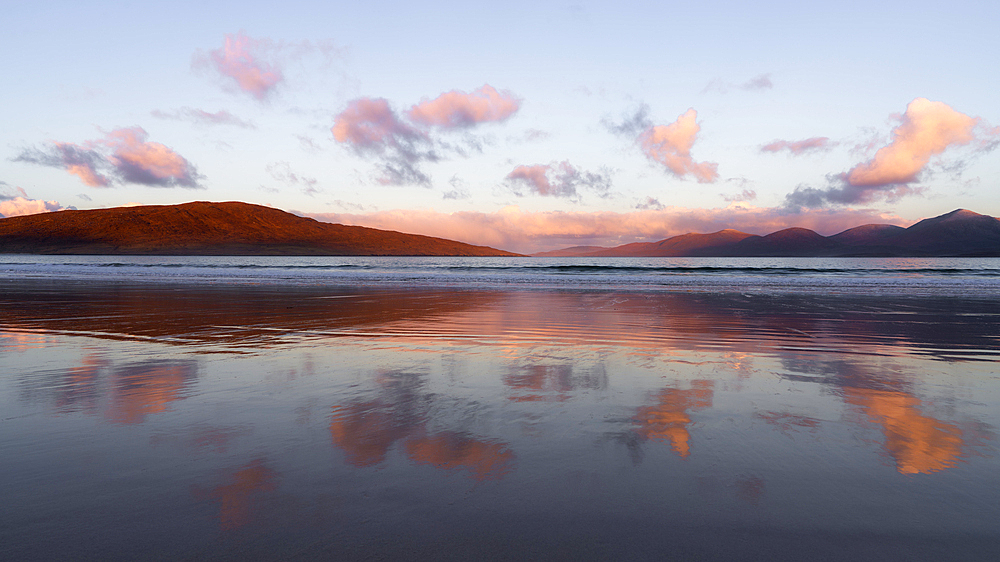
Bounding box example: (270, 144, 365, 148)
(2, 255, 999, 560)
(3, 254, 1000, 294)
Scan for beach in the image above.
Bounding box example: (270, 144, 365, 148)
(2, 257, 999, 560)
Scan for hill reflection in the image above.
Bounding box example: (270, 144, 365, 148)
(2, 281, 998, 362)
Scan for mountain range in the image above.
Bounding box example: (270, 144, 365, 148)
(0, 201, 518, 256)
(534, 209, 1000, 257)
(1, 203, 998, 257)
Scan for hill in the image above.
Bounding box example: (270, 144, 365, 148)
(533, 209, 1000, 257)
(0, 201, 520, 256)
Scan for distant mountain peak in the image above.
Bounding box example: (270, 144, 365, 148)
(941, 208, 980, 219)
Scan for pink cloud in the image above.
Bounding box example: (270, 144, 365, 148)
(56, 143, 111, 187)
(761, 137, 832, 155)
(206, 32, 282, 100)
(65, 163, 108, 187)
(14, 129, 201, 188)
(14, 141, 109, 187)
(307, 204, 908, 255)
(332, 98, 422, 149)
(639, 109, 719, 183)
(846, 98, 981, 187)
(407, 85, 520, 129)
(0, 196, 65, 218)
(332, 86, 520, 185)
(507, 164, 557, 195)
(102, 128, 200, 188)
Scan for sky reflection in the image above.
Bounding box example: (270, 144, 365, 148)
(2, 281, 999, 559)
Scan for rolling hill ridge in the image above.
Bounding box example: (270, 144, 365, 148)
(0, 201, 520, 256)
(537, 209, 1000, 257)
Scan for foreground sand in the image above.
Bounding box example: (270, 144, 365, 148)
(2, 280, 998, 560)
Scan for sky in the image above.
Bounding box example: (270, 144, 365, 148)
(2, 0, 998, 253)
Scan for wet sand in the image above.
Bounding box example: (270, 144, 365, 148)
(2, 279, 999, 560)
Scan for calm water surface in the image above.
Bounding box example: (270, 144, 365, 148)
(1, 258, 999, 560)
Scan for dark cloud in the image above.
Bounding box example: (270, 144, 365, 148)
(439, 132, 494, 158)
(376, 161, 434, 187)
(602, 104, 654, 138)
(761, 137, 833, 155)
(506, 161, 611, 200)
(701, 73, 773, 94)
(0, 182, 25, 200)
(443, 175, 471, 200)
(741, 74, 773, 91)
(295, 134, 323, 152)
(722, 188, 757, 202)
(635, 196, 664, 210)
(151, 107, 255, 129)
(522, 128, 550, 142)
(442, 188, 470, 200)
(14, 143, 111, 187)
(266, 161, 320, 196)
(782, 176, 926, 211)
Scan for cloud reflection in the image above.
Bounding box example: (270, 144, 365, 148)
(632, 381, 714, 458)
(504, 363, 607, 402)
(16, 355, 197, 424)
(778, 356, 985, 475)
(329, 371, 514, 480)
(107, 360, 198, 424)
(404, 432, 514, 480)
(845, 387, 964, 475)
(195, 459, 279, 530)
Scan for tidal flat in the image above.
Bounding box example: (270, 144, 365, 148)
(2, 278, 999, 561)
